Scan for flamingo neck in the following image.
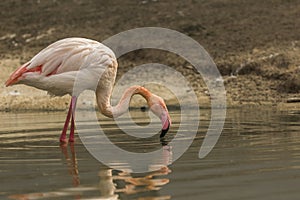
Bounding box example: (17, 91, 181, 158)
(96, 85, 151, 118)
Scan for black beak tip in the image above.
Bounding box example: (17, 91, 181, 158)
(160, 137, 169, 146)
(160, 123, 170, 138)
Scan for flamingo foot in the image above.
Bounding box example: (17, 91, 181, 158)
(68, 138, 75, 143)
(60, 136, 68, 144)
(68, 124, 75, 142)
(68, 120, 75, 142)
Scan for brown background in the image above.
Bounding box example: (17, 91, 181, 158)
(1, 0, 300, 110)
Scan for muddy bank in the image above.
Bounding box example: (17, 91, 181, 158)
(0, 0, 300, 111)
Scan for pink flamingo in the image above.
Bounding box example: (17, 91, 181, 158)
(5, 38, 171, 143)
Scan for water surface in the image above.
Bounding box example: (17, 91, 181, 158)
(0, 108, 300, 199)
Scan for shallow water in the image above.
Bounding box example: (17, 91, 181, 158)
(1, 108, 300, 200)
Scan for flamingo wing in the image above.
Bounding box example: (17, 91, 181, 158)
(5, 38, 117, 96)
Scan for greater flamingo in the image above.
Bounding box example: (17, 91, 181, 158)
(5, 38, 171, 143)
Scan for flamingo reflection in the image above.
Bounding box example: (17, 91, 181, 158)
(8, 142, 172, 200)
(98, 167, 171, 199)
(60, 143, 80, 187)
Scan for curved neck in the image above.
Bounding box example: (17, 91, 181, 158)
(96, 85, 151, 118)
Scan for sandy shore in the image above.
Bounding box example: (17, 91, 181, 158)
(1, 49, 300, 112)
(1, 0, 300, 111)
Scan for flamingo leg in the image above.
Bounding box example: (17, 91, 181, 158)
(60, 96, 77, 143)
(69, 96, 77, 142)
(60, 99, 73, 143)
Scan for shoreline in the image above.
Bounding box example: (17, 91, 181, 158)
(1, 49, 300, 112)
(1, 91, 300, 113)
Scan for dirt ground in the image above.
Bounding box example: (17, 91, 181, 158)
(0, 0, 300, 111)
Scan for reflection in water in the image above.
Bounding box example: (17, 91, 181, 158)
(60, 143, 80, 187)
(98, 167, 171, 199)
(8, 142, 172, 200)
(2, 109, 300, 200)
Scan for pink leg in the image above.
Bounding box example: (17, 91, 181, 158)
(69, 96, 77, 142)
(69, 115, 75, 142)
(60, 99, 73, 143)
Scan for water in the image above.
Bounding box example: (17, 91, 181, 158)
(0, 108, 300, 199)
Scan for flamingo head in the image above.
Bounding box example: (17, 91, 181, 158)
(148, 94, 171, 138)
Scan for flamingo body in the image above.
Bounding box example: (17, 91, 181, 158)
(5, 38, 171, 143)
(7, 38, 116, 96)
